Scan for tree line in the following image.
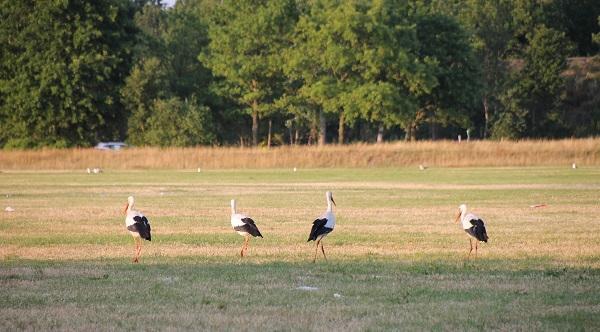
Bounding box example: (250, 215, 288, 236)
(0, 0, 599, 148)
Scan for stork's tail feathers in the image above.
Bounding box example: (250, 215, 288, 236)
(472, 219, 488, 243)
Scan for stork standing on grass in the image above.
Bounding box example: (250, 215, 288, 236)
(230, 199, 263, 257)
(307, 191, 336, 263)
(455, 204, 488, 257)
(124, 196, 151, 263)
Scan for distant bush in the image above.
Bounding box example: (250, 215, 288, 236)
(143, 97, 215, 147)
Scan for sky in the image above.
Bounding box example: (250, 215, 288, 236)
(162, 0, 176, 7)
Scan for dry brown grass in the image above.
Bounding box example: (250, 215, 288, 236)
(2, 169, 599, 330)
(0, 138, 598, 169)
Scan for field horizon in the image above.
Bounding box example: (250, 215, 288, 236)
(0, 138, 599, 170)
(1, 167, 599, 330)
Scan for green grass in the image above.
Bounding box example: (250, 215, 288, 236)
(1, 167, 600, 330)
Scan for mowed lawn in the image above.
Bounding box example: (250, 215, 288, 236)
(1, 167, 600, 330)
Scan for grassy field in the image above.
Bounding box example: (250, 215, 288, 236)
(1, 167, 600, 330)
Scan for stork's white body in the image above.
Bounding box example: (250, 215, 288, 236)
(460, 212, 479, 230)
(231, 213, 251, 236)
(230, 199, 262, 257)
(308, 191, 336, 262)
(315, 209, 335, 241)
(456, 204, 489, 257)
(230, 200, 250, 236)
(123, 196, 151, 263)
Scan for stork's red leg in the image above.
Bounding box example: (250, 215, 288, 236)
(133, 238, 140, 263)
(313, 239, 320, 263)
(241, 236, 248, 257)
(321, 242, 327, 261)
(137, 239, 143, 262)
(468, 238, 473, 258)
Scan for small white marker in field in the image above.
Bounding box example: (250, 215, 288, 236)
(333, 293, 342, 298)
(197, 168, 202, 173)
(572, 163, 577, 169)
(419, 164, 427, 171)
(86, 168, 91, 174)
(296, 286, 319, 291)
(5, 206, 15, 212)
(293, 167, 297, 172)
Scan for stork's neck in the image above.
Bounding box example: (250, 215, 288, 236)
(127, 203, 134, 213)
(230, 200, 236, 214)
(326, 199, 333, 212)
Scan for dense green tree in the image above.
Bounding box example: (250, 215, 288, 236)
(593, 16, 600, 46)
(521, 25, 573, 137)
(285, 0, 364, 145)
(200, 0, 299, 146)
(144, 97, 215, 146)
(287, 0, 436, 144)
(562, 57, 600, 137)
(493, 25, 573, 139)
(0, 0, 136, 148)
(543, 0, 600, 56)
(123, 1, 215, 146)
(2, 0, 599, 148)
(122, 57, 170, 145)
(348, 0, 437, 142)
(459, 0, 515, 138)
(413, 12, 481, 140)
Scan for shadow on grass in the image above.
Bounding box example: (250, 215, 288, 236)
(1, 256, 599, 330)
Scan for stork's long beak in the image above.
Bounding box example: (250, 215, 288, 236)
(123, 203, 129, 214)
(454, 211, 461, 223)
(331, 197, 336, 207)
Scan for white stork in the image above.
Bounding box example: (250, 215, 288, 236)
(230, 199, 263, 257)
(307, 191, 336, 263)
(455, 204, 489, 257)
(123, 196, 151, 263)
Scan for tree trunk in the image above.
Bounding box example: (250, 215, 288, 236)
(267, 119, 272, 148)
(410, 121, 417, 141)
(429, 118, 437, 140)
(338, 112, 345, 144)
(295, 129, 299, 145)
(318, 110, 326, 146)
(251, 106, 259, 146)
(251, 79, 259, 146)
(483, 96, 489, 138)
(376, 123, 384, 143)
(309, 120, 317, 145)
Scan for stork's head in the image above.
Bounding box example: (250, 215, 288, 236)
(124, 196, 134, 214)
(455, 203, 467, 223)
(326, 191, 336, 207)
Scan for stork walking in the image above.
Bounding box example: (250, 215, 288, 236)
(123, 196, 151, 263)
(230, 199, 263, 257)
(455, 204, 489, 257)
(307, 191, 336, 263)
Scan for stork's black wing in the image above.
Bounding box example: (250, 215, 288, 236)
(132, 215, 152, 241)
(234, 217, 263, 238)
(469, 219, 488, 242)
(307, 218, 332, 242)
